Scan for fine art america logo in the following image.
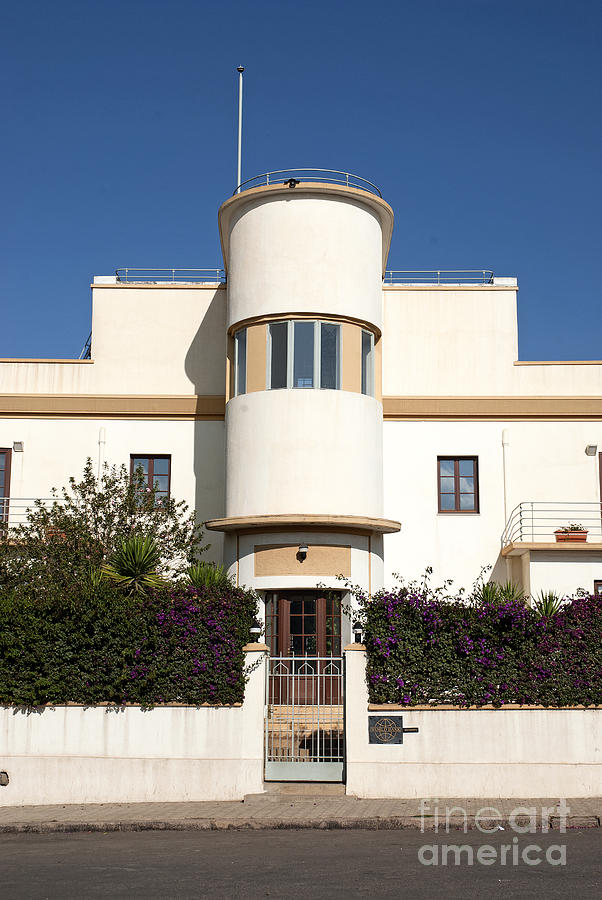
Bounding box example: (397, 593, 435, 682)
(417, 799, 569, 867)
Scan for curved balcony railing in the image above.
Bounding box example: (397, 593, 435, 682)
(233, 169, 382, 198)
(501, 501, 602, 547)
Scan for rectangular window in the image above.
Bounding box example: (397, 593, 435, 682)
(320, 322, 340, 389)
(438, 456, 479, 513)
(130, 455, 171, 506)
(0, 449, 11, 523)
(594, 581, 602, 597)
(269, 322, 288, 389)
(234, 328, 247, 396)
(361, 330, 374, 396)
(293, 321, 314, 388)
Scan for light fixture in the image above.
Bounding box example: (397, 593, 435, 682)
(249, 620, 262, 642)
(12, 442, 24, 452)
(353, 621, 363, 644)
(285, 177, 300, 188)
(297, 543, 308, 561)
(585, 444, 598, 457)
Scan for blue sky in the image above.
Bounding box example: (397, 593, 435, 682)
(1, 0, 600, 360)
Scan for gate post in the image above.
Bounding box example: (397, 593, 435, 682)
(242, 642, 269, 792)
(344, 643, 368, 796)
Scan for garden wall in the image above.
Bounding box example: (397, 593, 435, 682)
(0, 646, 266, 806)
(345, 646, 602, 798)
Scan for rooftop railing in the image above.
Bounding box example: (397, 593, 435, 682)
(233, 169, 383, 198)
(115, 268, 225, 283)
(384, 270, 494, 285)
(501, 501, 602, 547)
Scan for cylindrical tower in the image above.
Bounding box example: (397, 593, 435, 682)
(207, 171, 400, 646)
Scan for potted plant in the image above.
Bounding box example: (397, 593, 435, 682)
(554, 523, 588, 543)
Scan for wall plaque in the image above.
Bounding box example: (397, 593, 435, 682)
(368, 715, 419, 744)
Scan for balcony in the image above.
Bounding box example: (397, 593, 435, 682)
(233, 169, 383, 197)
(0, 498, 64, 529)
(501, 502, 602, 556)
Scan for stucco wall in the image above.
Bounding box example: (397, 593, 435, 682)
(344, 648, 602, 798)
(0, 649, 266, 805)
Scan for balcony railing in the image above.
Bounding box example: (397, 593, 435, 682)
(384, 270, 494, 285)
(0, 498, 65, 529)
(115, 268, 225, 284)
(233, 169, 382, 198)
(501, 502, 602, 547)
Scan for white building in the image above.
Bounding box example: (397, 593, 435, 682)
(2, 170, 602, 653)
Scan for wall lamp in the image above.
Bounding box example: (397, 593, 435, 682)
(297, 543, 308, 561)
(12, 442, 24, 452)
(249, 619, 262, 642)
(585, 444, 598, 457)
(353, 621, 363, 644)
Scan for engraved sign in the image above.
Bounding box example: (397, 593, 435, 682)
(368, 715, 419, 744)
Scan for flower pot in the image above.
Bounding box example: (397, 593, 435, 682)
(554, 531, 588, 542)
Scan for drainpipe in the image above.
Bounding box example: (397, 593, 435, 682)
(97, 427, 106, 479)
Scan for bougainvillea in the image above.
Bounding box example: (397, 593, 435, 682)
(359, 586, 602, 707)
(0, 583, 257, 707)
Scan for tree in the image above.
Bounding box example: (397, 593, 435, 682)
(0, 459, 207, 598)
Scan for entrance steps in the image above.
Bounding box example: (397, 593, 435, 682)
(244, 782, 346, 802)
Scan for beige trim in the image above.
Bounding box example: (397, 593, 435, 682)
(205, 514, 401, 535)
(501, 541, 602, 558)
(228, 311, 381, 340)
(91, 283, 226, 290)
(367, 703, 602, 711)
(514, 360, 602, 366)
(218, 182, 394, 277)
(0, 394, 226, 420)
(254, 543, 351, 577)
(383, 396, 602, 421)
(0, 359, 94, 365)
(246, 323, 267, 393)
(342, 323, 361, 393)
(383, 284, 517, 291)
(225, 336, 234, 402)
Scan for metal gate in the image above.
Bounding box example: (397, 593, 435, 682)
(264, 655, 344, 782)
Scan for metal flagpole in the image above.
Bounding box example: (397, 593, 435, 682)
(236, 66, 244, 193)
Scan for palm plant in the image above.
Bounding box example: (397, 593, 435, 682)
(102, 534, 163, 595)
(187, 561, 231, 590)
(532, 590, 564, 618)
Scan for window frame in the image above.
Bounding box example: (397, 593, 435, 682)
(594, 581, 602, 598)
(266, 320, 342, 391)
(361, 329, 375, 397)
(0, 448, 11, 523)
(233, 327, 247, 397)
(437, 456, 480, 514)
(129, 454, 172, 504)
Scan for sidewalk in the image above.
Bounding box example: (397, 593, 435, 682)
(1, 796, 600, 833)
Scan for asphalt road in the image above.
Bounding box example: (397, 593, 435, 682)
(1, 829, 600, 899)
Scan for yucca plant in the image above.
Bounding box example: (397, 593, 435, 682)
(187, 561, 231, 590)
(532, 590, 564, 618)
(496, 581, 525, 603)
(102, 534, 163, 595)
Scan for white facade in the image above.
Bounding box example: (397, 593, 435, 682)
(1, 174, 601, 610)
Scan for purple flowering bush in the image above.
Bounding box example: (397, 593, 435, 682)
(0, 583, 258, 707)
(360, 586, 602, 707)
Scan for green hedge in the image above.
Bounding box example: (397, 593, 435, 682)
(0, 584, 257, 707)
(361, 588, 602, 707)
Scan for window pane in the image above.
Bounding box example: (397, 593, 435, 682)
(440, 493, 455, 510)
(460, 493, 476, 510)
(153, 458, 169, 476)
(153, 475, 169, 492)
(440, 476, 455, 493)
(459, 476, 474, 492)
(459, 459, 474, 477)
(361, 330, 374, 395)
(132, 457, 148, 474)
(293, 321, 314, 388)
(320, 323, 340, 389)
(270, 323, 288, 389)
(439, 459, 454, 477)
(235, 328, 247, 396)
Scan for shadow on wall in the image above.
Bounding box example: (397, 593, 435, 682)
(183, 290, 227, 566)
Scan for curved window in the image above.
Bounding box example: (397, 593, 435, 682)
(268, 321, 341, 390)
(234, 327, 247, 396)
(361, 329, 374, 396)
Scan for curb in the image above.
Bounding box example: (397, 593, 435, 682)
(1, 815, 600, 834)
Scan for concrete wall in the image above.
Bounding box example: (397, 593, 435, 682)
(0, 648, 266, 806)
(529, 551, 602, 598)
(344, 647, 602, 799)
